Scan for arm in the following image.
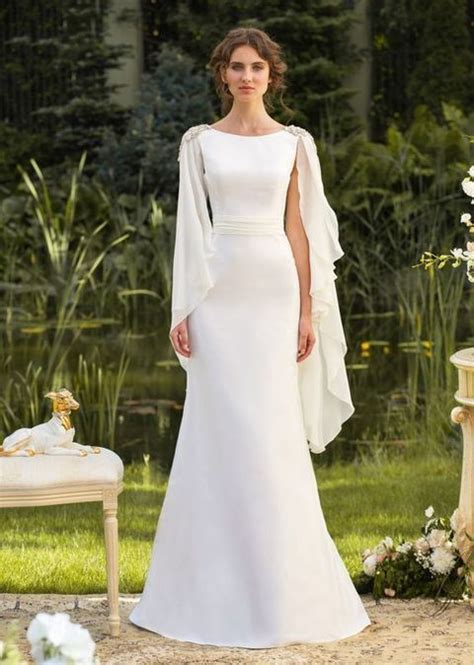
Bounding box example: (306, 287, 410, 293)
(169, 125, 215, 364)
(285, 161, 316, 362)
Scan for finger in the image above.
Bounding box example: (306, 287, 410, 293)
(298, 335, 316, 362)
(297, 334, 308, 360)
(180, 328, 191, 354)
(177, 330, 191, 357)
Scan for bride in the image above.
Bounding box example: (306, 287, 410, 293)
(129, 26, 371, 648)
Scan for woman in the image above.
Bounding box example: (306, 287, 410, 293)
(129, 27, 371, 648)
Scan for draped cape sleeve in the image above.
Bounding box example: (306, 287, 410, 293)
(170, 124, 354, 455)
(292, 128, 355, 454)
(170, 125, 216, 336)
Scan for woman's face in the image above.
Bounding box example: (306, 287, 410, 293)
(223, 44, 271, 101)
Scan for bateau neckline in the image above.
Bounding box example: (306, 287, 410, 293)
(207, 125, 287, 138)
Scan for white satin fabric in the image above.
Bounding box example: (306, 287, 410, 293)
(129, 125, 371, 647)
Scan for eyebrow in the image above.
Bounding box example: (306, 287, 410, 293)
(229, 60, 265, 65)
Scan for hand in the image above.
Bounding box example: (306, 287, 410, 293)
(297, 314, 315, 362)
(169, 319, 191, 358)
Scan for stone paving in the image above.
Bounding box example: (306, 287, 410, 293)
(0, 593, 472, 664)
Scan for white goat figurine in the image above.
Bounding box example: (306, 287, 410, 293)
(0, 388, 101, 457)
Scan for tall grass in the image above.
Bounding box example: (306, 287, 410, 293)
(17, 153, 129, 375)
(74, 344, 130, 449)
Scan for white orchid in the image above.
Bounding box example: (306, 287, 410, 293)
(450, 248, 464, 260)
(424, 505, 434, 518)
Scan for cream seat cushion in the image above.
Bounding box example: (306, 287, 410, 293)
(0, 447, 124, 490)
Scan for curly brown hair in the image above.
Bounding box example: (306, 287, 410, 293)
(208, 27, 294, 118)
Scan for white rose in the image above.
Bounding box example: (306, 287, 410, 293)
(424, 505, 435, 518)
(460, 213, 472, 226)
(363, 553, 377, 577)
(468, 165, 474, 177)
(429, 546, 456, 575)
(461, 177, 474, 198)
(427, 529, 448, 549)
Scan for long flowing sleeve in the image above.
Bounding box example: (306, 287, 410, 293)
(170, 125, 216, 371)
(294, 128, 355, 454)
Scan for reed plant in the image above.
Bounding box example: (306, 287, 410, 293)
(74, 343, 130, 450)
(16, 153, 129, 375)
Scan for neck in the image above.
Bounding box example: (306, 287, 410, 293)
(224, 103, 273, 131)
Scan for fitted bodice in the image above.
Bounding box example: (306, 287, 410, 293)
(199, 128, 298, 234)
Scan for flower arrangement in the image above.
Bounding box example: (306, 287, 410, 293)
(0, 614, 99, 665)
(414, 165, 474, 282)
(357, 506, 473, 601)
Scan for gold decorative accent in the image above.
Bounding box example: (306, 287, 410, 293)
(0, 388, 101, 457)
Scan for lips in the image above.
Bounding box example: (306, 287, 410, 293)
(239, 87, 254, 90)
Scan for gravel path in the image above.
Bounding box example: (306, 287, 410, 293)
(0, 593, 472, 664)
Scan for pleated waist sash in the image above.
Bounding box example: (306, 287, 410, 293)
(212, 214, 285, 236)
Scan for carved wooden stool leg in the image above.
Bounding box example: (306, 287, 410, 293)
(450, 349, 474, 610)
(103, 489, 120, 636)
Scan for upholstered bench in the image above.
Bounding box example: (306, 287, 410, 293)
(0, 447, 124, 636)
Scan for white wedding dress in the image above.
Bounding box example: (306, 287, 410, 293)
(129, 124, 371, 648)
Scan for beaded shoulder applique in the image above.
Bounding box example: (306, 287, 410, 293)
(283, 125, 317, 151)
(177, 124, 211, 161)
(283, 125, 309, 137)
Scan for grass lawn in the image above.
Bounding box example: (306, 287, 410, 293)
(0, 454, 461, 594)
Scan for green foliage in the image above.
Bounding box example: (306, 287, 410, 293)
(406, 1, 474, 117)
(74, 347, 130, 450)
(96, 45, 215, 197)
(370, 0, 474, 138)
(0, 1, 130, 167)
(0, 123, 51, 190)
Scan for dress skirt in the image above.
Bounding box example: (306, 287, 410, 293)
(129, 228, 371, 648)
